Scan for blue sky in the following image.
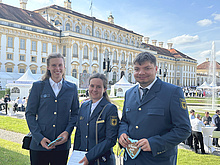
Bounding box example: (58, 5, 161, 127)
(7, 0, 220, 64)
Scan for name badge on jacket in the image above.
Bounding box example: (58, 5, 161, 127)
(41, 94, 50, 98)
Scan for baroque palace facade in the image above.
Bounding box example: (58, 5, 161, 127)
(0, 0, 197, 89)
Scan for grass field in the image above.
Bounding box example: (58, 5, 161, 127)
(1, 97, 220, 164)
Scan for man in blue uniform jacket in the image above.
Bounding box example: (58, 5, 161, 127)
(118, 52, 191, 165)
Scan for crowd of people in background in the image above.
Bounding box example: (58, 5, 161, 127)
(182, 87, 220, 98)
(0, 95, 28, 115)
(185, 109, 220, 154)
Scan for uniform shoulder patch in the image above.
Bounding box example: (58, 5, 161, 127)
(179, 98, 187, 110)
(110, 116, 118, 126)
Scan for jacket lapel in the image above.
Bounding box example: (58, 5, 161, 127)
(44, 79, 56, 98)
(57, 79, 67, 98)
(89, 98, 108, 122)
(133, 85, 141, 105)
(141, 78, 162, 105)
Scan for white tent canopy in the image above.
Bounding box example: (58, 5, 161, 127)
(6, 69, 79, 100)
(114, 76, 134, 87)
(197, 81, 210, 89)
(110, 76, 135, 97)
(15, 68, 36, 84)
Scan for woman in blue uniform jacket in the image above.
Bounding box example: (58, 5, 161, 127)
(73, 73, 119, 165)
(26, 53, 79, 165)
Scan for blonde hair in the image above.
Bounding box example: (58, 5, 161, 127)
(41, 53, 65, 81)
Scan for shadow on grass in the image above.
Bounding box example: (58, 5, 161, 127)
(0, 147, 30, 165)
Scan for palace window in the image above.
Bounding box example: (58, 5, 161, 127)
(83, 45, 88, 59)
(20, 39, 25, 49)
(42, 58, 46, 63)
(20, 55, 25, 61)
(7, 53, 13, 60)
(31, 56, 36, 62)
(19, 68, 25, 73)
(66, 23, 70, 31)
(6, 68, 12, 72)
(32, 41, 36, 51)
(93, 47, 98, 60)
(8, 37, 13, 48)
(73, 43, 78, 57)
(76, 26, 80, 33)
(86, 28, 90, 35)
(72, 69, 77, 78)
(52, 45, 57, 52)
(42, 43, 47, 52)
(96, 31, 100, 38)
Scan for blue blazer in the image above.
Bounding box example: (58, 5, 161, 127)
(119, 78, 191, 165)
(25, 79, 79, 151)
(74, 97, 119, 165)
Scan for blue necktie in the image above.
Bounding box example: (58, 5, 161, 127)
(141, 88, 149, 102)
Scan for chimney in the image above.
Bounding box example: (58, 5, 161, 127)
(143, 37, 149, 44)
(64, 0, 72, 10)
(152, 40, 157, 46)
(167, 43, 173, 49)
(158, 42, 163, 48)
(108, 12, 114, 24)
(20, 0, 28, 10)
(206, 58, 209, 62)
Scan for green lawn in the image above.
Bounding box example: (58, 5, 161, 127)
(0, 139, 30, 165)
(1, 98, 220, 164)
(0, 116, 29, 134)
(1, 137, 220, 165)
(111, 99, 124, 112)
(177, 149, 220, 165)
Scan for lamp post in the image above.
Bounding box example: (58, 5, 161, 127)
(159, 63, 168, 80)
(103, 53, 114, 87)
(103, 58, 112, 72)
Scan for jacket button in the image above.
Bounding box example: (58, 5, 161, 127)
(86, 136, 88, 138)
(136, 126, 139, 129)
(54, 112, 57, 115)
(86, 149, 87, 151)
(87, 123, 89, 126)
(55, 100, 57, 102)
(138, 108, 141, 111)
(53, 125, 55, 127)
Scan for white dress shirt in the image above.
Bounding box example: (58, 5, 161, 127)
(191, 118, 205, 132)
(49, 78, 63, 97)
(139, 77, 157, 99)
(90, 97, 103, 116)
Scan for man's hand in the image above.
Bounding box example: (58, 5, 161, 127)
(55, 131, 69, 146)
(40, 137, 55, 150)
(136, 138, 151, 151)
(118, 133, 130, 148)
(79, 156, 89, 165)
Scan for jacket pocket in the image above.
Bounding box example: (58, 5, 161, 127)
(148, 108, 164, 116)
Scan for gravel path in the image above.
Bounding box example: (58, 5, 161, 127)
(0, 129, 25, 144)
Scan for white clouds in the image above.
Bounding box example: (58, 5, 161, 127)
(216, 50, 220, 56)
(200, 50, 211, 58)
(168, 34, 199, 45)
(212, 13, 220, 21)
(197, 19, 213, 26)
(207, 5, 214, 9)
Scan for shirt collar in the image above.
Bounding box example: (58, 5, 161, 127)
(49, 77, 63, 86)
(92, 97, 103, 106)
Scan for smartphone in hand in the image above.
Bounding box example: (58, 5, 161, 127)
(48, 137, 64, 147)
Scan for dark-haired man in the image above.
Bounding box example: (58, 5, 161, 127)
(118, 52, 191, 165)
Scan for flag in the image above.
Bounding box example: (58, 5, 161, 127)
(89, 0, 93, 10)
